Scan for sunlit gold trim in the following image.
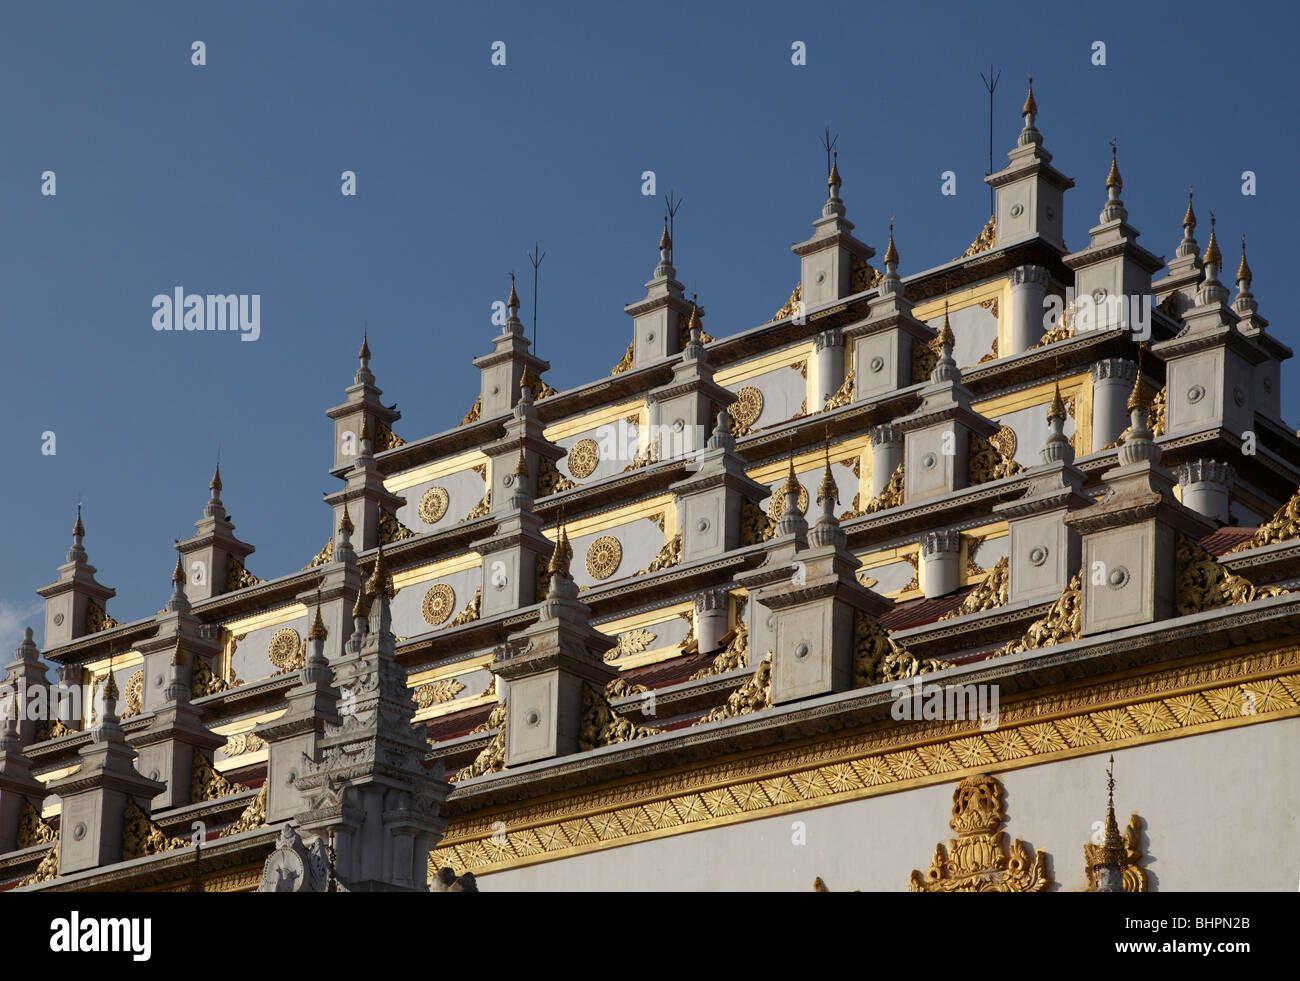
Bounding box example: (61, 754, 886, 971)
(714, 344, 817, 387)
(391, 552, 483, 590)
(543, 400, 645, 443)
(384, 450, 491, 493)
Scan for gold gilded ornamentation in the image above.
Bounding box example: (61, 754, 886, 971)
(86, 599, 118, 633)
(610, 340, 635, 375)
(460, 395, 482, 427)
(1231, 483, 1300, 553)
(122, 796, 188, 860)
(635, 534, 682, 576)
(965, 534, 987, 575)
(221, 731, 266, 759)
(415, 679, 466, 709)
(939, 556, 1010, 620)
(379, 509, 416, 544)
(955, 216, 996, 261)
(910, 336, 940, 384)
(538, 457, 578, 495)
(729, 386, 764, 434)
(422, 583, 457, 626)
(771, 283, 802, 322)
(461, 490, 490, 522)
(690, 622, 749, 680)
(767, 484, 809, 523)
(267, 628, 303, 671)
(1175, 534, 1286, 615)
(34, 717, 73, 742)
(226, 556, 260, 591)
(218, 784, 267, 838)
(524, 370, 558, 402)
(418, 487, 450, 524)
(994, 572, 1082, 658)
(909, 774, 1052, 892)
(303, 537, 333, 570)
(192, 657, 235, 698)
(192, 749, 251, 801)
(373, 419, 406, 451)
(605, 627, 657, 663)
(740, 498, 777, 546)
(455, 700, 508, 781)
(678, 317, 715, 348)
(567, 439, 601, 480)
(19, 843, 60, 886)
(606, 676, 649, 698)
(579, 684, 662, 750)
(585, 536, 623, 580)
(850, 256, 880, 293)
(862, 463, 904, 515)
(854, 611, 951, 686)
(1084, 813, 1149, 892)
(695, 653, 773, 725)
(823, 367, 855, 411)
(451, 586, 481, 626)
(17, 799, 57, 848)
(122, 670, 144, 719)
(969, 430, 1024, 484)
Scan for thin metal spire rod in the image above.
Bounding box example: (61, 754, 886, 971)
(527, 243, 545, 352)
(980, 65, 1001, 217)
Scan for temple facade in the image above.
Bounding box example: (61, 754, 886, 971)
(4, 83, 1299, 892)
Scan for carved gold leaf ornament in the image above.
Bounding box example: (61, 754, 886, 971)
(729, 386, 764, 434)
(86, 599, 118, 633)
(585, 535, 623, 580)
(939, 556, 1010, 620)
(849, 256, 880, 293)
(1230, 482, 1300, 552)
(690, 621, 749, 680)
(122, 797, 189, 860)
(610, 340, 635, 375)
(379, 509, 416, 544)
(461, 489, 491, 522)
(267, 627, 304, 671)
(566, 438, 601, 479)
(303, 537, 334, 570)
(18, 843, 59, 886)
(538, 456, 578, 495)
(606, 627, 657, 663)
(767, 484, 809, 523)
(853, 611, 951, 685)
(861, 463, 904, 515)
(422, 583, 457, 626)
(955, 215, 996, 261)
(415, 679, 466, 709)
(635, 533, 682, 576)
(740, 498, 777, 545)
(695, 653, 773, 725)
(451, 586, 482, 626)
(455, 700, 508, 781)
(418, 486, 450, 524)
(1174, 534, 1286, 614)
(910, 335, 941, 384)
(969, 430, 1024, 484)
(771, 283, 802, 322)
(226, 556, 261, 591)
(192, 749, 251, 801)
(994, 572, 1082, 659)
(823, 367, 855, 411)
(1084, 812, 1149, 892)
(460, 395, 483, 427)
(909, 774, 1051, 892)
(579, 684, 662, 750)
(34, 717, 73, 741)
(219, 784, 267, 838)
(373, 419, 406, 451)
(221, 731, 266, 759)
(17, 799, 57, 848)
(192, 656, 237, 697)
(123, 669, 144, 719)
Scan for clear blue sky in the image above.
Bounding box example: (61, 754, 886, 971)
(3, 0, 1296, 647)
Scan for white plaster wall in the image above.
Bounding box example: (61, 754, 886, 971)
(396, 469, 487, 533)
(927, 304, 997, 369)
(477, 716, 1300, 891)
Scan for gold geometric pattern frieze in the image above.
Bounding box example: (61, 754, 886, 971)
(585, 535, 623, 580)
(430, 643, 1300, 877)
(730, 386, 764, 430)
(767, 484, 809, 522)
(422, 583, 457, 626)
(567, 439, 601, 479)
(267, 628, 302, 670)
(418, 486, 450, 524)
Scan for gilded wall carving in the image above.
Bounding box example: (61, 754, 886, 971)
(578, 684, 662, 750)
(694, 653, 773, 725)
(192, 749, 251, 802)
(122, 797, 188, 860)
(218, 785, 267, 838)
(586, 536, 623, 580)
(635, 534, 682, 576)
(939, 556, 1010, 621)
(1230, 482, 1300, 553)
(415, 679, 466, 709)
(422, 584, 457, 626)
(1083, 812, 1149, 892)
(567, 439, 601, 479)
(451, 586, 482, 626)
(854, 612, 952, 685)
(955, 215, 996, 260)
(1175, 534, 1286, 614)
(606, 627, 656, 663)
(993, 572, 1082, 658)
(418, 487, 450, 524)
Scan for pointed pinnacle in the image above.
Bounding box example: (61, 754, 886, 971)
(1047, 381, 1066, 423)
(209, 463, 222, 495)
(1105, 143, 1122, 190)
(73, 504, 85, 540)
(1022, 76, 1037, 116)
(1237, 235, 1252, 285)
(358, 332, 371, 362)
(1203, 211, 1222, 267)
(1182, 187, 1196, 231)
(172, 552, 185, 585)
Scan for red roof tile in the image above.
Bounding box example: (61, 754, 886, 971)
(879, 590, 972, 630)
(1200, 526, 1257, 555)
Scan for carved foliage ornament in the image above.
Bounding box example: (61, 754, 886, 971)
(1174, 534, 1286, 615)
(218, 784, 267, 838)
(939, 556, 1010, 621)
(635, 533, 682, 576)
(422, 583, 457, 626)
(969, 429, 1024, 484)
(122, 797, 188, 860)
(606, 627, 656, 662)
(740, 498, 777, 546)
(695, 653, 773, 725)
(854, 611, 951, 686)
(1230, 481, 1300, 553)
(379, 509, 416, 544)
(418, 486, 450, 524)
(909, 774, 1051, 892)
(567, 438, 601, 479)
(86, 599, 118, 634)
(994, 572, 1082, 658)
(192, 748, 251, 802)
(690, 621, 749, 680)
(414, 679, 466, 709)
(578, 684, 662, 751)
(586, 535, 623, 580)
(454, 700, 508, 781)
(123, 669, 144, 719)
(17, 799, 57, 849)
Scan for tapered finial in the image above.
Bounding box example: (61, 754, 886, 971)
(1236, 234, 1252, 286)
(358, 332, 371, 363)
(1105, 139, 1122, 190)
(1022, 74, 1037, 116)
(1203, 210, 1222, 268)
(1182, 185, 1196, 231)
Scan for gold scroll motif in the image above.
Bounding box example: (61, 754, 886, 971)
(460, 395, 482, 427)
(955, 216, 996, 261)
(418, 487, 450, 524)
(1174, 534, 1287, 615)
(850, 256, 880, 293)
(123, 670, 144, 719)
(690, 622, 750, 680)
(34, 717, 73, 741)
(610, 340, 635, 375)
(1033, 299, 1075, 348)
(226, 556, 261, 591)
(910, 335, 941, 384)
(606, 676, 649, 699)
(939, 556, 1010, 621)
(770, 283, 802, 322)
(451, 586, 482, 626)
(122, 797, 189, 860)
(415, 679, 466, 709)
(694, 653, 773, 725)
(379, 509, 416, 544)
(578, 684, 663, 751)
(605, 627, 656, 663)
(373, 419, 406, 451)
(454, 700, 508, 781)
(192, 657, 236, 698)
(1084, 813, 1149, 892)
(524, 372, 558, 402)
(1230, 482, 1300, 553)
(823, 367, 855, 411)
(538, 457, 577, 496)
(218, 784, 267, 838)
(740, 498, 777, 545)
(303, 537, 334, 570)
(635, 534, 682, 577)
(993, 573, 1082, 659)
(192, 749, 251, 802)
(861, 463, 904, 515)
(909, 773, 1052, 892)
(853, 612, 952, 686)
(969, 428, 1024, 484)
(17, 799, 57, 848)
(19, 843, 60, 886)
(86, 599, 118, 633)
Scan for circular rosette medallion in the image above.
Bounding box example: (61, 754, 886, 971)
(422, 583, 456, 626)
(730, 386, 764, 430)
(268, 628, 302, 670)
(585, 535, 623, 580)
(767, 483, 809, 522)
(567, 438, 600, 479)
(418, 486, 450, 524)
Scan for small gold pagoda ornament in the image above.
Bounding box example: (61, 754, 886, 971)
(1083, 756, 1148, 892)
(909, 773, 1052, 892)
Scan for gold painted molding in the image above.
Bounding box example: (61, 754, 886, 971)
(431, 642, 1300, 876)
